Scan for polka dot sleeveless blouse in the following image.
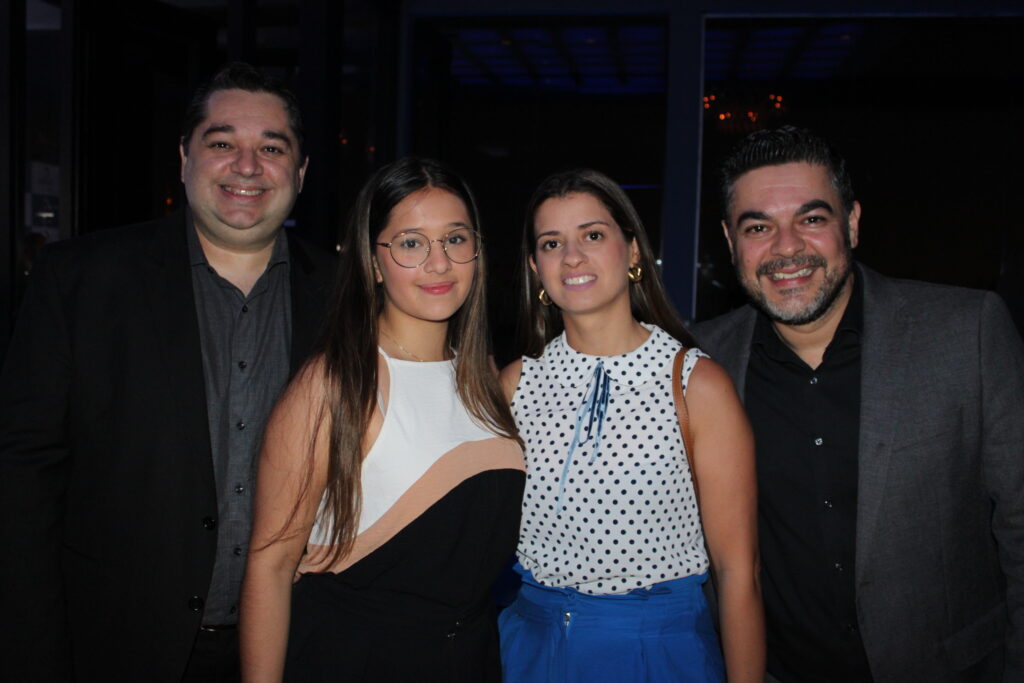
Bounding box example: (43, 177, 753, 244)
(512, 324, 709, 594)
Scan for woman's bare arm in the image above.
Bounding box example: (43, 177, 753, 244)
(498, 359, 523, 404)
(239, 361, 330, 683)
(686, 357, 765, 683)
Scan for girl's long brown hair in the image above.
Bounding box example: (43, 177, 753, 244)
(517, 168, 697, 357)
(305, 157, 520, 565)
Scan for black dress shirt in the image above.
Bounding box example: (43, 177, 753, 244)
(745, 271, 874, 683)
(188, 220, 292, 624)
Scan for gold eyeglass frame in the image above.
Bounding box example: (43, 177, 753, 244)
(375, 228, 482, 268)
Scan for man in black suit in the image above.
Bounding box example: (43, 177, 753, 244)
(0, 63, 334, 682)
(693, 126, 1024, 682)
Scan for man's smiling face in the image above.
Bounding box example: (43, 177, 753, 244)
(180, 88, 307, 252)
(724, 162, 860, 326)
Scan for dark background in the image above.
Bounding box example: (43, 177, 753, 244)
(4, 0, 1023, 364)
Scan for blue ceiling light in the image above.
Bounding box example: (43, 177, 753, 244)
(704, 21, 863, 82)
(449, 22, 667, 94)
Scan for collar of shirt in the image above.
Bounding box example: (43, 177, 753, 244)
(547, 323, 673, 389)
(185, 210, 290, 271)
(752, 263, 864, 368)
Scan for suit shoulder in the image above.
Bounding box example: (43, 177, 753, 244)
(33, 217, 177, 276)
(873, 272, 996, 319)
(884, 274, 986, 302)
(41, 216, 174, 256)
(287, 230, 334, 260)
(286, 230, 336, 275)
(863, 271, 1019, 356)
(692, 305, 755, 340)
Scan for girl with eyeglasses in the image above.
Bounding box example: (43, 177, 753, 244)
(239, 157, 524, 681)
(498, 169, 764, 682)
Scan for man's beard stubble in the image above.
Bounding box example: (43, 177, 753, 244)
(737, 248, 854, 326)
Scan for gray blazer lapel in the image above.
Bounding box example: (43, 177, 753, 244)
(694, 306, 757, 398)
(855, 266, 913, 582)
(720, 311, 756, 398)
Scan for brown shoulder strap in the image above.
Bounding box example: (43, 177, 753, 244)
(672, 347, 700, 505)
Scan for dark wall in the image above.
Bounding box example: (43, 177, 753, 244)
(6, 1, 1024, 355)
(695, 16, 1024, 334)
(73, 2, 217, 233)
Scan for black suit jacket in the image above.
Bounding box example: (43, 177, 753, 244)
(0, 213, 334, 681)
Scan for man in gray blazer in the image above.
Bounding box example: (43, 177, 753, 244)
(692, 126, 1024, 683)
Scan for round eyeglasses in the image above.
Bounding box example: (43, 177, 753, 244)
(376, 227, 480, 268)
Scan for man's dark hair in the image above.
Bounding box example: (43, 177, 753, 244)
(719, 125, 855, 222)
(180, 61, 304, 156)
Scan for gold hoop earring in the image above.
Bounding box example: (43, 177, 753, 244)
(627, 265, 643, 283)
(538, 288, 553, 306)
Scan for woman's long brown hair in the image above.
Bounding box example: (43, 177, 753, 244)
(298, 157, 520, 566)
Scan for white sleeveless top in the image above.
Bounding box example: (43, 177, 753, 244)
(512, 324, 709, 594)
(310, 349, 501, 543)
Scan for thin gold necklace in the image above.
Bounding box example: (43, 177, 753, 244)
(380, 328, 426, 362)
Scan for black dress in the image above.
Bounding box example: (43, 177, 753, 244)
(284, 355, 525, 682)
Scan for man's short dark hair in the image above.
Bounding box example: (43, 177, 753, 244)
(719, 125, 855, 222)
(180, 61, 304, 156)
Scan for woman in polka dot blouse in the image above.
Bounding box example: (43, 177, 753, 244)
(498, 168, 764, 682)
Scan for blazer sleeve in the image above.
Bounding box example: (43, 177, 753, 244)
(0, 246, 74, 679)
(977, 292, 1024, 682)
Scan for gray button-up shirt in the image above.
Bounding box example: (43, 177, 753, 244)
(187, 220, 292, 624)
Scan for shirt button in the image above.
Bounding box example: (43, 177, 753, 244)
(238, 360, 247, 370)
(809, 376, 818, 385)
(833, 562, 844, 572)
(236, 421, 246, 431)
(202, 516, 217, 530)
(233, 546, 243, 556)
(241, 305, 249, 313)
(188, 595, 204, 612)
(814, 437, 824, 446)
(234, 484, 245, 494)
(230, 604, 238, 614)
(823, 499, 833, 509)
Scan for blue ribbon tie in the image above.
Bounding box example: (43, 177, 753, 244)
(555, 361, 612, 515)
